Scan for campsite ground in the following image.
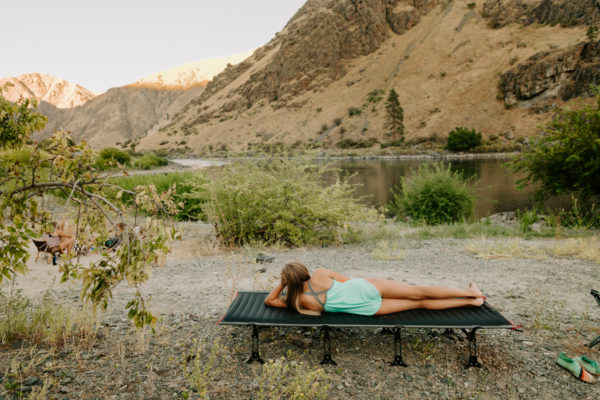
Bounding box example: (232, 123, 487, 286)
(1, 222, 599, 399)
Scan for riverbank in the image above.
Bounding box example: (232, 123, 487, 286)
(1, 222, 599, 399)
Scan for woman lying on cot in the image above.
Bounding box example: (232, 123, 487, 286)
(265, 261, 484, 316)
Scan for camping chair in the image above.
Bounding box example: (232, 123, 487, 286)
(32, 238, 59, 264)
(588, 289, 600, 348)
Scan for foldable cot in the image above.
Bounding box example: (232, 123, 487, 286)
(219, 291, 518, 368)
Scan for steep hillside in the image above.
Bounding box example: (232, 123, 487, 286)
(34, 53, 260, 148)
(137, 0, 593, 153)
(0, 73, 94, 108)
(39, 86, 205, 148)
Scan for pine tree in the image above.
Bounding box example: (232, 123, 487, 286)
(384, 89, 404, 141)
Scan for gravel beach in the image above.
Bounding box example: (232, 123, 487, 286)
(1, 222, 599, 399)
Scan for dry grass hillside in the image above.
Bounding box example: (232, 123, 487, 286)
(137, 0, 591, 153)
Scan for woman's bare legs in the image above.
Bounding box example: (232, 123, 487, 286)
(376, 297, 483, 315)
(366, 278, 483, 300)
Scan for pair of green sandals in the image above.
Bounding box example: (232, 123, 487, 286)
(556, 353, 600, 383)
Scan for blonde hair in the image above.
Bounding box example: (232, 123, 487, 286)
(281, 261, 321, 316)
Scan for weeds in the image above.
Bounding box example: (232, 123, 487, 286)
(464, 237, 547, 260)
(371, 240, 406, 261)
(0, 287, 97, 347)
(183, 338, 231, 399)
(552, 236, 600, 264)
(257, 357, 331, 400)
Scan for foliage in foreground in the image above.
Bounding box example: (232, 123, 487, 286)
(110, 171, 209, 221)
(0, 88, 176, 327)
(204, 157, 375, 247)
(446, 127, 482, 152)
(508, 90, 600, 203)
(388, 162, 476, 225)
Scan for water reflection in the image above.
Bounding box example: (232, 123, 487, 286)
(333, 158, 570, 218)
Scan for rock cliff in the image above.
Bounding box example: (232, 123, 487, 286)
(482, 0, 600, 28)
(500, 41, 600, 107)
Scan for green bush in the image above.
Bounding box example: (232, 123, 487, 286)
(446, 127, 482, 152)
(95, 147, 131, 169)
(388, 162, 476, 224)
(133, 152, 169, 170)
(204, 157, 372, 247)
(508, 90, 600, 202)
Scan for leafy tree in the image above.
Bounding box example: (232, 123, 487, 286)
(384, 89, 404, 141)
(446, 127, 482, 151)
(508, 89, 600, 202)
(0, 88, 177, 328)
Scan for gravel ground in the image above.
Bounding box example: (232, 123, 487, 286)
(1, 223, 600, 399)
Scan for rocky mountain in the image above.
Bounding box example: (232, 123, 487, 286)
(39, 86, 205, 148)
(0, 73, 94, 108)
(135, 0, 598, 153)
(34, 53, 257, 147)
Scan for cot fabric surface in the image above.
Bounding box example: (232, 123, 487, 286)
(219, 291, 512, 328)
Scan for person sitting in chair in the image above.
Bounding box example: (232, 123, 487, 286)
(265, 261, 484, 316)
(50, 221, 75, 255)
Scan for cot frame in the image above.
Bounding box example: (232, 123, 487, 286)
(219, 292, 518, 369)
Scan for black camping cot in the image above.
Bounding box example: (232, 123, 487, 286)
(219, 291, 519, 369)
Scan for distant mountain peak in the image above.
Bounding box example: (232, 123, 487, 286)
(0, 72, 94, 108)
(129, 50, 254, 89)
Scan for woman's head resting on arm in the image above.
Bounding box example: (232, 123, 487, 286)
(281, 261, 320, 315)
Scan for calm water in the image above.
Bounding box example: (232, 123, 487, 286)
(333, 158, 570, 219)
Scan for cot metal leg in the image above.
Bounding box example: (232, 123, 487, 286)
(390, 327, 408, 367)
(246, 325, 264, 364)
(462, 328, 482, 369)
(320, 326, 337, 365)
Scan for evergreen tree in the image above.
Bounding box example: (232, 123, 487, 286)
(384, 89, 404, 141)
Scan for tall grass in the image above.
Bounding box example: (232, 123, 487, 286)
(0, 287, 97, 347)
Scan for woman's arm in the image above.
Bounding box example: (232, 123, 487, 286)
(264, 282, 287, 308)
(315, 268, 350, 282)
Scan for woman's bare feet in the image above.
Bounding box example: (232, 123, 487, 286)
(470, 297, 484, 306)
(468, 282, 483, 298)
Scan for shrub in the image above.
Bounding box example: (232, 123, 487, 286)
(110, 171, 208, 221)
(388, 162, 476, 224)
(446, 127, 482, 151)
(95, 147, 131, 169)
(204, 157, 372, 247)
(336, 138, 377, 149)
(258, 358, 331, 400)
(134, 152, 169, 170)
(508, 89, 600, 202)
(348, 107, 362, 116)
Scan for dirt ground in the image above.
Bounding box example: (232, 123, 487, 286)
(1, 222, 599, 399)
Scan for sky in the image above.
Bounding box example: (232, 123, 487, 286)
(1, 0, 305, 93)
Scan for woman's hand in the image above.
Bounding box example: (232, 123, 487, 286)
(265, 281, 287, 308)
